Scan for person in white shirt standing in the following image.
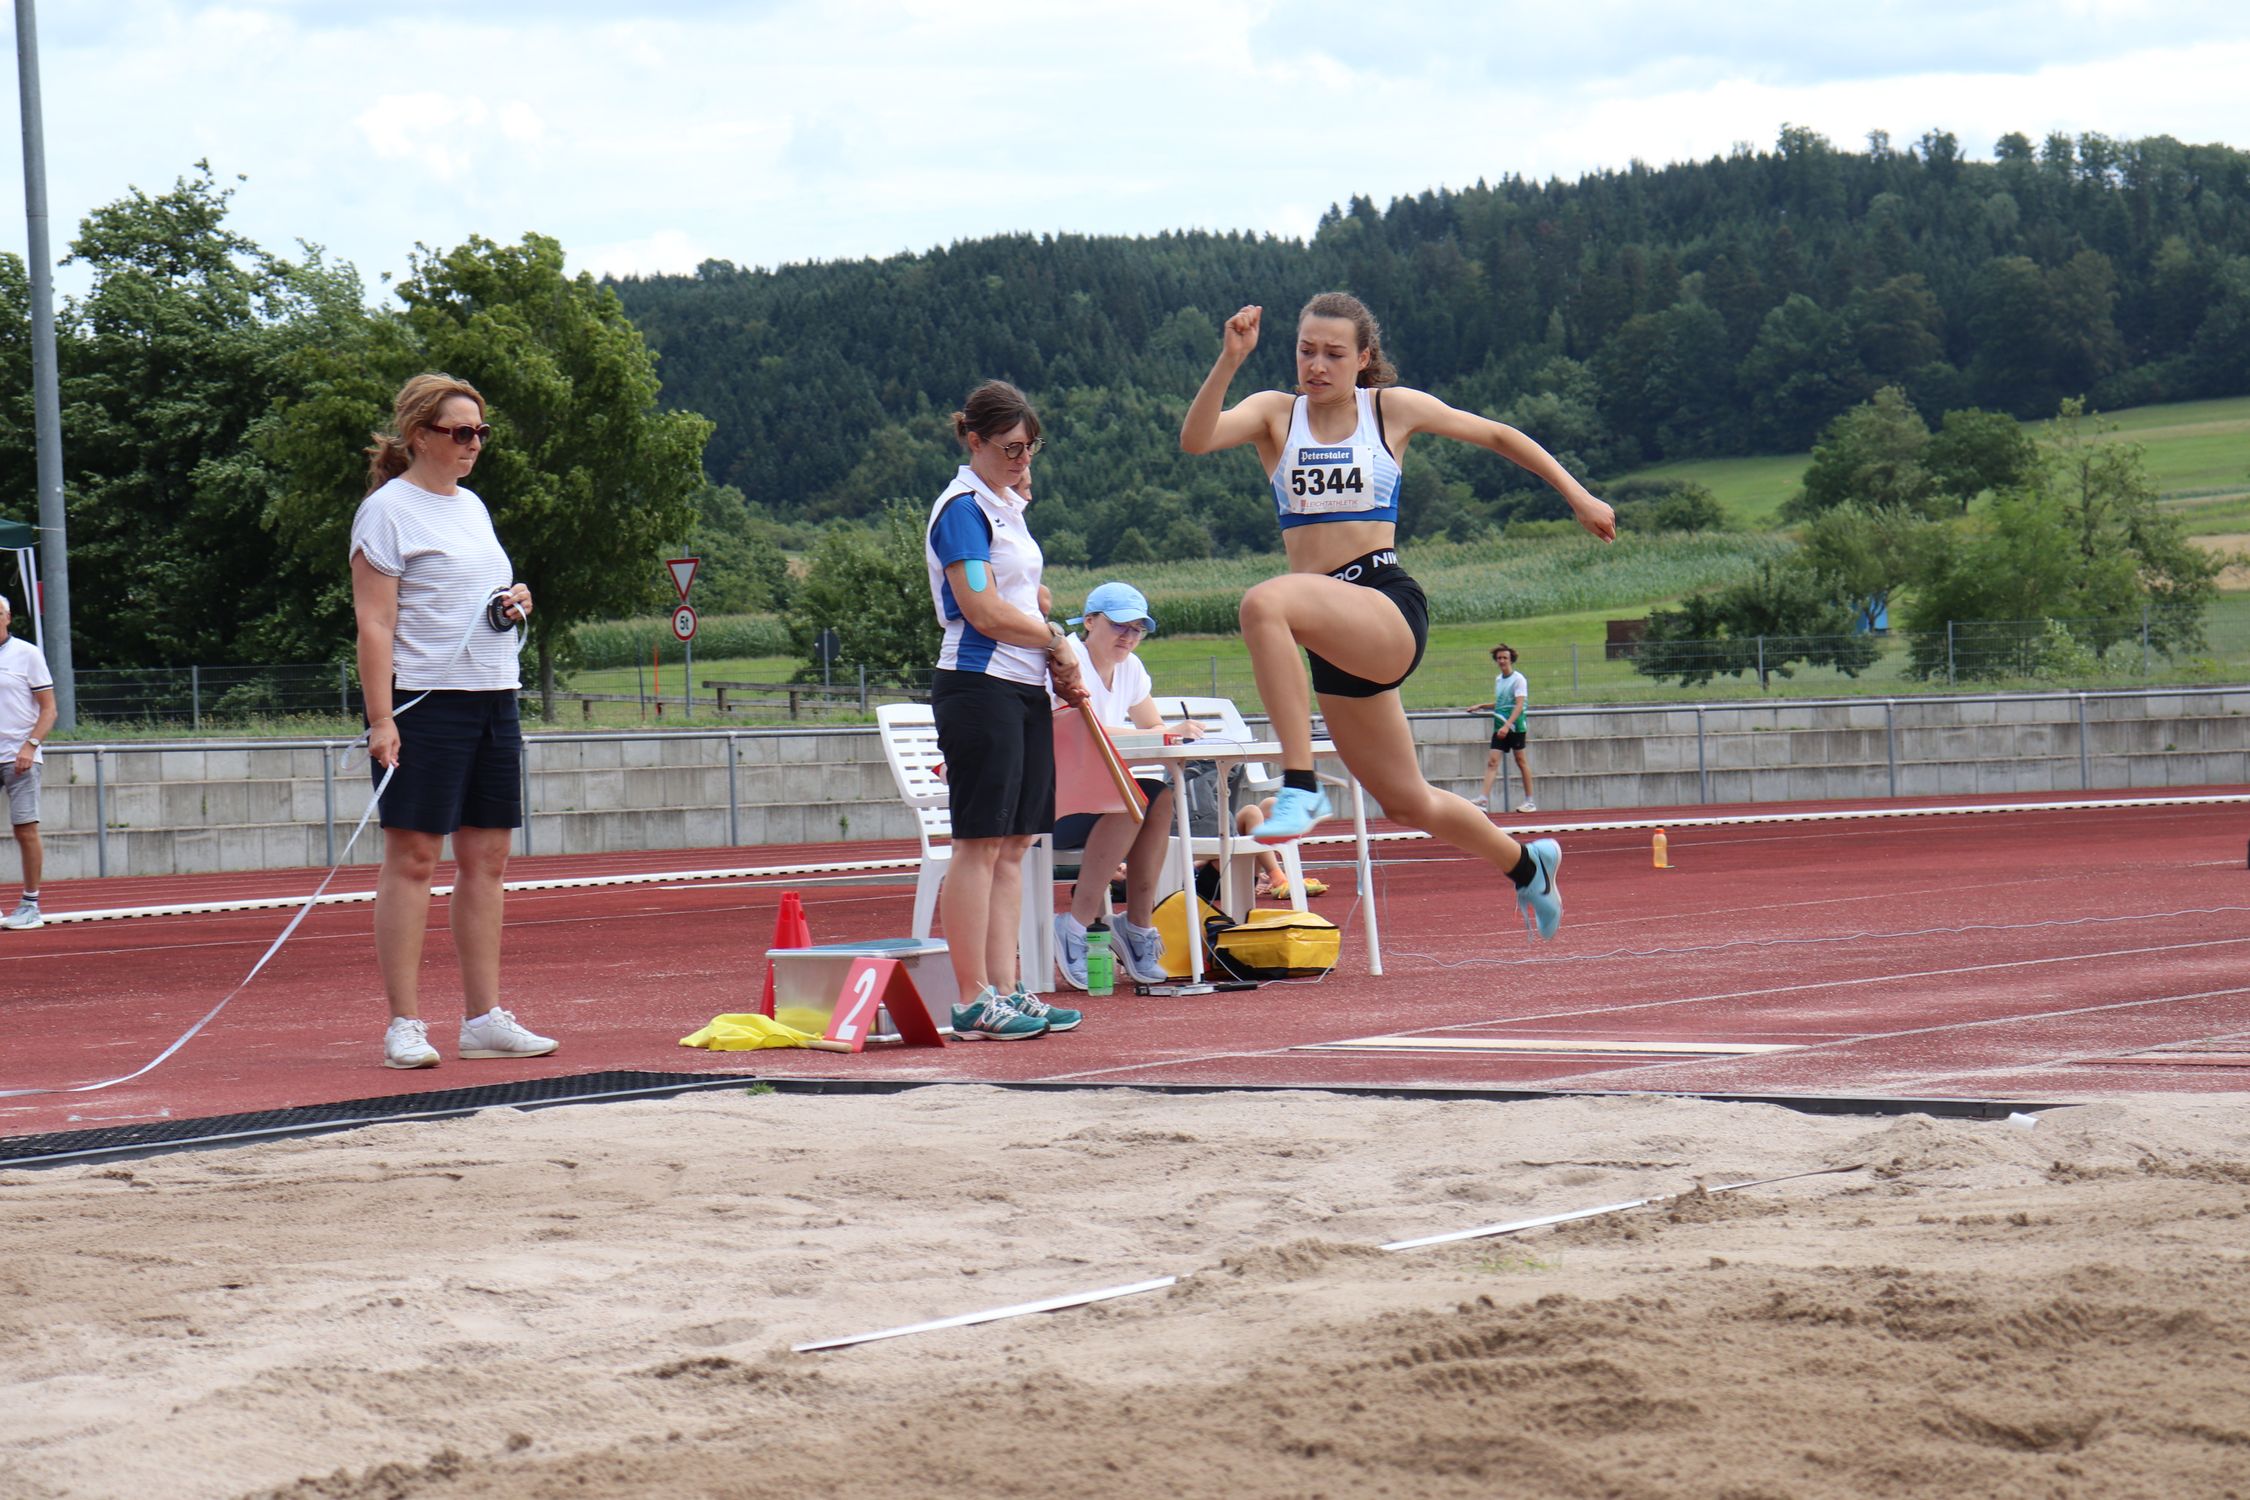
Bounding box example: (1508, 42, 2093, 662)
(0, 592, 57, 930)
(350, 374, 552, 1070)
(1471, 644, 1535, 813)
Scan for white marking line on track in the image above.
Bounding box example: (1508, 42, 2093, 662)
(1031, 934, 2250, 1084)
(1534, 983, 2250, 1090)
(1296, 1037, 1799, 1056)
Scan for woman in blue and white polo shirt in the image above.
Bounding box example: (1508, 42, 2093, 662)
(924, 380, 1087, 1040)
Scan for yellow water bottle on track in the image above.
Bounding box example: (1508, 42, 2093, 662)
(1653, 829, 1670, 869)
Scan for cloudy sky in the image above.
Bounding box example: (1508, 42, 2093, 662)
(5, 0, 2250, 297)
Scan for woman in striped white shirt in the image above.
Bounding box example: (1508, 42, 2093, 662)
(350, 374, 555, 1072)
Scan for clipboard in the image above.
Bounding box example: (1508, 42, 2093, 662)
(1053, 706, 1149, 824)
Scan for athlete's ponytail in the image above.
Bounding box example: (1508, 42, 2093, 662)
(1299, 292, 1398, 387)
(951, 380, 1042, 445)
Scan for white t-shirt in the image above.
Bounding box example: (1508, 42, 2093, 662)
(349, 478, 521, 692)
(1051, 635, 1152, 728)
(1492, 670, 1529, 728)
(0, 634, 54, 763)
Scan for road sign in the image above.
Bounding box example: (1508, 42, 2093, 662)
(666, 557, 699, 602)
(671, 604, 698, 642)
(815, 627, 841, 665)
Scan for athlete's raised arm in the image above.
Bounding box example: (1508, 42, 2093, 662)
(1180, 305, 1291, 465)
(1383, 387, 1617, 542)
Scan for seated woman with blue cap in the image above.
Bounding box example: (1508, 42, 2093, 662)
(1049, 581, 1203, 990)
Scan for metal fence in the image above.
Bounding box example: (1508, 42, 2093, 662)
(55, 607, 2250, 729)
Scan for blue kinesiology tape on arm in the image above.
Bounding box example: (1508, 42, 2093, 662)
(963, 559, 991, 592)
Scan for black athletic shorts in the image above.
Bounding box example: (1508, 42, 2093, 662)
(372, 688, 523, 835)
(1491, 726, 1527, 752)
(1054, 776, 1169, 850)
(1306, 548, 1430, 698)
(931, 669, 1055, 840)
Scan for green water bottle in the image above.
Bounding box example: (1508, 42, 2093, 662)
(1084, 920, 1114, 996)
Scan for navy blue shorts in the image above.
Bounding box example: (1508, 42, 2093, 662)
(931, 670, 1054, 840)
(372, 689, 523, 835)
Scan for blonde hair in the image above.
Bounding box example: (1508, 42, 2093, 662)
(1298, 292, 1398, 387)
(364, 373, 486, 493)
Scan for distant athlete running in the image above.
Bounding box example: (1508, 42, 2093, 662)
(1178, 294, 1614, 939)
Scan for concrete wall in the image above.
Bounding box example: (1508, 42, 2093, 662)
(21, 688, 2248, 881)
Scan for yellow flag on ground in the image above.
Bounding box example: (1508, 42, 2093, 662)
(680, 1013, 826, 1050)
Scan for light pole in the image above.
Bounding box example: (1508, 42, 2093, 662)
(13, 0, 73, 727)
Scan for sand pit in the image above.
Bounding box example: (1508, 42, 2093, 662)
(5, 1087, 2250, 1499)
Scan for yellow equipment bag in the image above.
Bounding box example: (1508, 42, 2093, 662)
(1210, 907, 1341, 980)
(1149, 889, 1226, 979)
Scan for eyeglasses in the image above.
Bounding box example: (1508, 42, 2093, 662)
(428, 423, 492, 446)
(987, 438, 1044, 460)
(1107, 620, 1148, 639)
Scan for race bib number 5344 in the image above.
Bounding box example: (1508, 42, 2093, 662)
(1286, 445, 1370, 512)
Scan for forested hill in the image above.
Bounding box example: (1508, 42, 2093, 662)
(612, 127, 2250, 562)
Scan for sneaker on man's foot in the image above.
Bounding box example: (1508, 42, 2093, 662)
(1111, 918, 1166, 984)
(458, 1007, 558, 1059)
(1253, 786, 1332, 845)
(1513, 838, 1564, 942)
(384, 1016, 440, 1070)
(1053, 912, 1092, 990)
(1007, 984, 1081, 1033)
(1, 899, 41, 930)
(951, 986, 1047, 1041)
(1518, 799, 1538, 813)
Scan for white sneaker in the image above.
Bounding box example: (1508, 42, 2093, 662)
(459, 1007, 558, 1060)
(384, 1016, 440, 1070)
(1518, 799, 1537, 813)
(1, 899, 42, 930)
(1114, 918, 1168, 984)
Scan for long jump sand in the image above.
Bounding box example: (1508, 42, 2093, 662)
(5, 1087, 2249, 1498)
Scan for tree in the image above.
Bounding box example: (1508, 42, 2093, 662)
(269, 233, 713, 718)
(1738, 294, 1871, 451)
(1785, 386, 1935, 520)
(1796, 502, 1936, 627)
(1631, 561, 1879, 689)
(783, 499, 937, 681)
(1900, 400, 2219, 677)
(1923, 408, 2037, 510)
(684, 484, 792, 615)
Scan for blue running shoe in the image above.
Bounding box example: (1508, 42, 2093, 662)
(1052, 912, 1091, 991)
(1514, 837, 1563, 941)
(1253, 785, 1332, 845)
(1008, 984, 1082, 1033)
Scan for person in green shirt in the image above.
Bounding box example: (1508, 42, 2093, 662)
(1470, 644, 1534, 813)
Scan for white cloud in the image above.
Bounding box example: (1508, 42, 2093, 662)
(1, 0, 2247, 298)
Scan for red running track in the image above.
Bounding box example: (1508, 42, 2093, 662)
(4, 791, 2247, 1140)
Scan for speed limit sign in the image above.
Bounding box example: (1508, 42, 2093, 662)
(671, 604, 698, 642)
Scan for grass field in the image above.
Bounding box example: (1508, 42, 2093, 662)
(1612, 393, 2250, 535)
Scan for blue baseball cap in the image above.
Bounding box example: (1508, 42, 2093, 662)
(1069, 581, 1157, 634)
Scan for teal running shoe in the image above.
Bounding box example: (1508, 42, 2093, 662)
(1514, 838, 1563, 941)
(1008, 984, 1081, 1032)
(950, 986, 1048, 1040)
(1253, 785, 1333, 845)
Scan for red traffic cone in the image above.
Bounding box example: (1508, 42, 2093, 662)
(759, 891, 813, 1017)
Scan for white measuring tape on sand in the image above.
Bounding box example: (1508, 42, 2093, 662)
(792, 1163, 1870, 1352)
(0, 600, 512, 1101)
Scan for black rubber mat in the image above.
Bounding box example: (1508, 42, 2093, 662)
(0, 1069, 757, 1169)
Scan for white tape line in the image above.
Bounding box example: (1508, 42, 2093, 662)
(1296, 1037, 1799, 1056)
(793, 1275, 1180, 1353)
(1379, 1164, 1866, 1252)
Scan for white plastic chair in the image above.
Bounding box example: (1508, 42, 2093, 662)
(875, 703, 1054, 984)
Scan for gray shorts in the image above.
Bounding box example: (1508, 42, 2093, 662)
(2, 761, 38, 826)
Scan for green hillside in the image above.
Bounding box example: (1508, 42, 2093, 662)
(1611, 394, 2250, 535)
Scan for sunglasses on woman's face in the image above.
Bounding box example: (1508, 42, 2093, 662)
(988, 438, 1043, 460)
(429, 423, 492, 446)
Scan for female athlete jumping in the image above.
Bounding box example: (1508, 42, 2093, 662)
(1179, 293, 1613, 938)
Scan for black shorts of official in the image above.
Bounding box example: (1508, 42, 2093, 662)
(931, 669, 1055, 840)
(1306, 548, 1431, 698)
(371, 689, 523, 835)
(1491, 726, 1528, 752)
(1054, 776, 1169, 850)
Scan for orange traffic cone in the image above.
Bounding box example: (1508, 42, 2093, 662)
(758, 891, 814, 1016)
